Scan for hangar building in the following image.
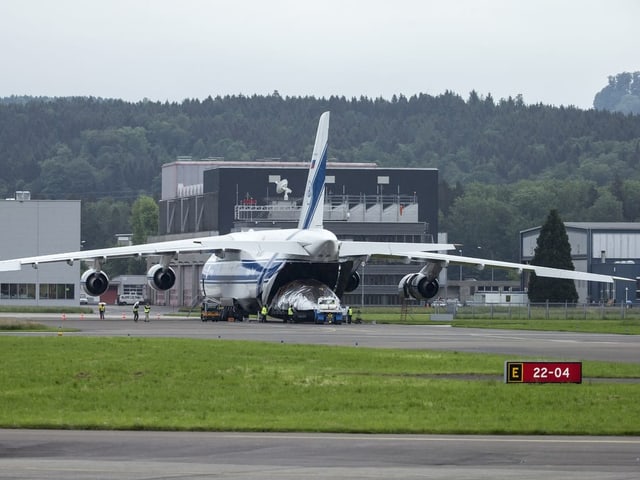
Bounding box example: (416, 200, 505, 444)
(521, 222, 640, 304)
(153, 159, 441, 307)
(0, 193, 81, 306)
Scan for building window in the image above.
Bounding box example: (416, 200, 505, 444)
(0, 283, 36, 300)
(39, 283, 75, 300)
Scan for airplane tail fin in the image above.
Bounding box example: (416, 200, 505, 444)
(298, 111, 330, 230)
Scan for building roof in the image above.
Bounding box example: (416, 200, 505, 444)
(564, 222, 640, 231)
(522, 222, 640, 234)
(162, 159, 438, 171)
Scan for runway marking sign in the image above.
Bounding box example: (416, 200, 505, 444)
(505, 361, 582, 384)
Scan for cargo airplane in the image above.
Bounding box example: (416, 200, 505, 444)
(0, 112, 629, 319)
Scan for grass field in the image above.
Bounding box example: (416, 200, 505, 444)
(1, 336, 639, 435)
(349, 306, 640, 334)
(0, 319, 57, 331)
(0, 305, 91, 315)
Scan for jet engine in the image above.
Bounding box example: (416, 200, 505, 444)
(344, 271, 360, 292)
(147, 264, 177, 291)
(397, 262, 443, 300)
(398, 273, 439, 300)
(81, 269, 110, 296)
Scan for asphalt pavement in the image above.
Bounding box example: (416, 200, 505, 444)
(1, 307, 639, 479)
(1, 429, 639, 480)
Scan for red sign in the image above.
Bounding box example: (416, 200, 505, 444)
(505, 361, 582, 384)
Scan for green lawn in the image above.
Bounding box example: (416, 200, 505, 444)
(1, 336, 639, 435)
(0, 319, 57, 331)
(352, 306, 640, 334)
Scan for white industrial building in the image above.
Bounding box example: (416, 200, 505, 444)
(0, 193, 81, 306)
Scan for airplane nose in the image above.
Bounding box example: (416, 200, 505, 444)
(307, 240, 339, 260)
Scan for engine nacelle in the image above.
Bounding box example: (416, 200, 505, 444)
(398, 273, 439, 300)
(345, 271, 360, 292)
(81, 269, 110, 296)
(146, 264, 177, 291)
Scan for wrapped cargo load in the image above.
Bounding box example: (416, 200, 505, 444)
(270, 279, 344, 323)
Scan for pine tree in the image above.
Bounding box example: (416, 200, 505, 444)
(527, 209, 579, 303)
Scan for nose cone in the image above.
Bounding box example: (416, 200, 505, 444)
(305, 239, 339, 260)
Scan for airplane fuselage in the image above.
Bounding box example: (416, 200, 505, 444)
(201, 228, 351, 313)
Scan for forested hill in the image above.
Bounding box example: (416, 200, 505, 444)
(1, 92, 639, 201)
(2, 92, 640, 263)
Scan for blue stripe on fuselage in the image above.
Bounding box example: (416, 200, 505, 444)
(202, 259, 284, 286)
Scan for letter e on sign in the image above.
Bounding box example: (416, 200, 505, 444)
(505, 362, 523, 383)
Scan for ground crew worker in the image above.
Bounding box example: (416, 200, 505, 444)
(132, 301, 139, 322)
(144, 303, 151, 322)
(347, 306, 353, 324)
(260, 304, 268, 322)
(287, 305, 294, 323)
(98, 302, 106, 320)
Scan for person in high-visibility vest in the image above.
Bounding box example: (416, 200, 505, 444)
(98, 302, 106, 320)
(132, 301, 139, 322)
(347, 306, 353, 324)
(287, 305, 293, 323)
(260, 305, 268, 322)
(144, 303, 151, 322)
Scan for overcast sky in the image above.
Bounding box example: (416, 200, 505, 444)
(1, 0, 637, 109)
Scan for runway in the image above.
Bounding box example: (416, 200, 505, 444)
(2, 309, 639, 478)
(1, 429, 640, 480)
(5, 307, 640, 363)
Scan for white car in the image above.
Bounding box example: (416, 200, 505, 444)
(117, 294, 145, 305)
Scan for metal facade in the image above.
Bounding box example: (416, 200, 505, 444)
(521, 222, 640, 304)
(0, 199, 81, 306)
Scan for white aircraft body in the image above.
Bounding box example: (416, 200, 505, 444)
(0, 112, 630, 320)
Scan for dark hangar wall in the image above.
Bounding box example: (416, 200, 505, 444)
(203, 165, 439, 236)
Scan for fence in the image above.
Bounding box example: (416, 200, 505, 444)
(454, 302, 639, 320)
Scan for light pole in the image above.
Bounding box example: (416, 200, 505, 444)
(458, 249, 463, 280)
(625, 287, 629, 304)
(361, 262, 365, 307)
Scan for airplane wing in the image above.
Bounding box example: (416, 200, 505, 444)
(337, 241, 630, 283)
(0, 237, 310, 272)
(400, 251, 633, 283)
(339, 241, 456, 258)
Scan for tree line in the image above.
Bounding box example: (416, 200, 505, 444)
(1, 92, 639, 274)
(594, 71, 640, 114)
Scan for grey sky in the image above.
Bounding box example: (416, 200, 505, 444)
(1, 0, 637, 109)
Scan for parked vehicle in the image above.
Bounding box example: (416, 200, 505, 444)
(200, 301, 222, 321)
(200, 300, 245, 322)
(312, 296, 344, 324)
(117, 293, 145, 305)
(79, 293, 99, 305)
